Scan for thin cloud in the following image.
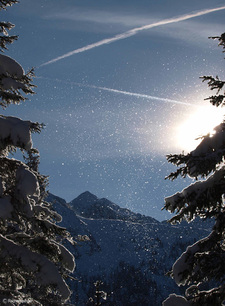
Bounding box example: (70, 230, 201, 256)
(47, 8, 154, 28)
(40, 5, 225, 67)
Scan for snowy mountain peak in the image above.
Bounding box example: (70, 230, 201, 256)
(70, 191, 98, 206)
(69, 191, 159, 224)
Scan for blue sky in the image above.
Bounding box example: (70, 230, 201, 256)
(2, 0, 225, 220)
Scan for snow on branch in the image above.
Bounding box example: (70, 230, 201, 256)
(162, 294, 191, 306)
(0, 54, 35, 107)
(0, 115, 42, 152)
(0, 159, 40, 219)
(164, 166, 225, 223)
(170, 229, 225, 289)
(16, 165, 40, 199)
(0, 2, 75, 303)
(51, 240, 75, 272)
(163, 31, 225, 306)
(0, 234, 72, 302)
(0, 53, 24, 77)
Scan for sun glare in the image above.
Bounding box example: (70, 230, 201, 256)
(176, 104, 225, 152)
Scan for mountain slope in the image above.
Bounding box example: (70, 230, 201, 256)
(48, 192, 213, 305)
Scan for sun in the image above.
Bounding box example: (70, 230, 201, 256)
(176, 104, 224, 152)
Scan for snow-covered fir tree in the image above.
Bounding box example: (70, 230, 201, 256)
(0, 1, 75, 304)
(163, 33, 225, 306)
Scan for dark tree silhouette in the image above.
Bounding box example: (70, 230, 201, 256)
(163, 33, 225, 306)
(0, 1, 75, 304)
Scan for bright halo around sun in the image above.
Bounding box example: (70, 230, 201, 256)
(176, 104, 225, 152)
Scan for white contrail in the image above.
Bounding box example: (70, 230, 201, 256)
(90, 85, 192, 106)
(37, 76, 191, 106)
(40, 5, 225, 67)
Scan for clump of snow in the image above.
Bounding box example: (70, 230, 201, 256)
(165, 192, 184, 213)
(162, 294, 191, 306)
(0, 116, 33, 150)
(1, 76, 24, 90)
(16, 165, 40, 199)
(0, 54, 26, 91)
(165, 166, 225, 216)
(0, 54, 24, 77)
(172, 231, 216, 286)
(172, 241, 200, 285)
(0, 234, 72, 302)
(52, 241, 75, 272)
(185, 284, 199, 298)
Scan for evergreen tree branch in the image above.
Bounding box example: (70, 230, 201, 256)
(0, 0, 19, 10)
